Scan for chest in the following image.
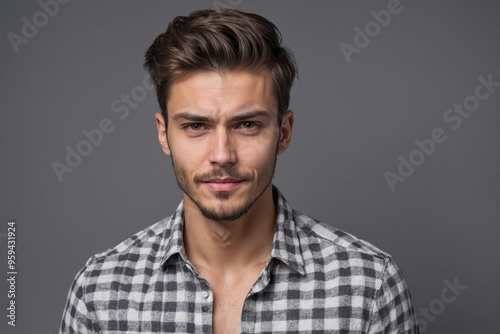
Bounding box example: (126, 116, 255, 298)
(211, 284, 249, 334)
(90, 263, 372, 333)
(209, 271, 263, 334)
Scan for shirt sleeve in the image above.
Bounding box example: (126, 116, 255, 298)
(59, 259, 100, 334)
(367, 257, 420, 334)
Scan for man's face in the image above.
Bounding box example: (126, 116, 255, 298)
(155, 70, 293, 221)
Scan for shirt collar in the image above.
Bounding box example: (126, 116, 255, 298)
(160, 200, 187, 268)
(159, 185, 306, 275)
(270, 185, 306, 275)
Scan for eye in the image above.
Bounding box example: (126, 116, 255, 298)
(236, 121, 261, 135)
(239, 121, 257, 129)
(184, 123, 206, 132)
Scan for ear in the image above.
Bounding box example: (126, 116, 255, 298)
(277, 110, 294, 154)
(155, 112, 171, 156)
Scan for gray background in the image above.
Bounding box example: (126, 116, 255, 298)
(1, 0, 499, 333)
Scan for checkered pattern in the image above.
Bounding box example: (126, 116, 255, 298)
(60, 186, 419, 333)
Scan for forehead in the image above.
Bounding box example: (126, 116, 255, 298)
(166, 69, 277, 119)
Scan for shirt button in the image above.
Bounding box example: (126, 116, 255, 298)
(202, 306, 209, 312)
(202, 291, 209, 299)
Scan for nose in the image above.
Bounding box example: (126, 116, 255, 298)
(208, 127, 237, 166)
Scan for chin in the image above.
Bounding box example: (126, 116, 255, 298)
(197, 196, 256, 222)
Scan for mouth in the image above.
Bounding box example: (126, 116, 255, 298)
(202, 178, 245, 192)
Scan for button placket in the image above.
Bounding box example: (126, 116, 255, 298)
(200, 280, 213, 330)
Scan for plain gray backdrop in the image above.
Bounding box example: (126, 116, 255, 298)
(1, 0, 499, 333)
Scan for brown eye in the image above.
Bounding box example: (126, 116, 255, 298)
(185, 123, 205, 131)
(236, 121, 261, 135)
(241, 121, 256, 129)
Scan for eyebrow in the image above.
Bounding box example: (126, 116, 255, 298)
(172, 110, 272, 123)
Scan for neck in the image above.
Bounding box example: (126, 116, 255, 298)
(183, 185, 276, 275)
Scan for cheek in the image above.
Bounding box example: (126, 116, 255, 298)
(237, 135, 278, 168)
(170, 139, 207, 171)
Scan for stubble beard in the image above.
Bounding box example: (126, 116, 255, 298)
(170, 154, 278, 222)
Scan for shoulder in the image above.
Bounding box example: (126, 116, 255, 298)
(291, 212, 420, 332)
(294, 210, 390, 257)
(292, 210, 394, 276)
(95, 216, 172, 260)
(292, 212, 419, 332)
(60, 214, 181, 331)
(78, 215, 175, 281)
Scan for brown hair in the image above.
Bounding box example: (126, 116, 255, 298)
(144, 9, 297, 126)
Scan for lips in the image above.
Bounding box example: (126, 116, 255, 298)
(206, 178, 241, 183)
(203, 178, 244, 191)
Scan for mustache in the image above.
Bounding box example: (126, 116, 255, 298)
(194, 168, 252, 183)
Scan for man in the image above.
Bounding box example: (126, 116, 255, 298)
(60, 9, 419, 334)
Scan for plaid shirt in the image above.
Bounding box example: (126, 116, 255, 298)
(60, 186, 419, 333)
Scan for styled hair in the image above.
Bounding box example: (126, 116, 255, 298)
(144, 9, 297, 126)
